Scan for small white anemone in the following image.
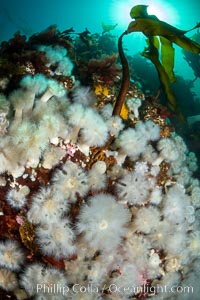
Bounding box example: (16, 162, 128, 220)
(27, 186, 68, 225)
(19, 74, 48, 115)
(0, 239, 25, 271)
(153, 137, 179, 165)
(163, 185, 190, 224)
(118, 127, 147, 160)
(134, 206, 160, 234)
(38, 45, 67, 65)
(117, 171, 151, 204)
(126, 97, 142, 118)
(0, 268, 18, 291)
(77, 193, 130, 252)
(20, 263, 68, 297)
(36, 220, 76, 259)
(52, 160, 89, 202)
(87, 168, 107, 191)
(55, 56, 74, 76)
(6, 185, 30, 209)
(71, 86, 96, 106)
(40, 79, 66, 102)
(106, 115, 124, 136)
(110, 263, 142, 296)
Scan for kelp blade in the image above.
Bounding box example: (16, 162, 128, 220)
(127, 19, 200, 54)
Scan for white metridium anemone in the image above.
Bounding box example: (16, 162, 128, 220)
(66, 103, 108, 146)
(118, 127, 147, 160)
(65, 103, 85, 127)
(40, 79, 66, 102)
(163, 185, 191, 224)
(39, 112, 65, 141)
(110, 263, 142, 296)
(150, 165, 160, 177)
(191, 185, 200, 208)
(27, 186, 68, 225)
(20, 73, 47, 95)
(123, 120, 160, 147)
(186, 151, 198, 172)
(6, 185, 30, 209)
(173, 135, 188, 154)
(20, 263, 68, 298)
(87, 161, 107, 190)
(149, 220, 173, 250)
(153, 137, 179, 165)
(0, 239, 25, 271)
(147, 252, 162, 278)
(187, 231, 200, 257)
(0, 139, 25, 176)
(100, 103, 113, 119)
(116, 171, 151, 204)
(124, 234, 151, 268)
(142, 144, 158, 163)
(134, 161, 149, 175)
(36, 220, 76, 259)
(52, 160, 89, 202)
(0, 94, 9, 134)
(149, 186, 163, 205)
(139, 120, 160, 141)
(10, 120, 49, 166)
(126, 97, 142, 118)
(19, 74, 48, 114)
(9, 89, 29, 120)
(106, 116, 124, 136)
(38, 45, 67, 63)
(123, 121, 159, 150)
(77, 193, 130, 253)
(42, 145, 66, 169)
(166, 135, 188, 175)
(164, 230, 187, 255)
(185, 205, 195, 224)
(71, 86, 96, 106)
(0, 138, 12, 174)
(148, 252, 161, 268)
(87, 168, 107, 191)
(91, 160, 107, 174)
(79, 108, 108, 146)
(55, 56, 74, 76)
(0, 268, 18, 291)
(174, 166, 191, 186)
(133, 206, 160, 234)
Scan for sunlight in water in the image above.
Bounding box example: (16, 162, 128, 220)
(109, 0, 180, 30)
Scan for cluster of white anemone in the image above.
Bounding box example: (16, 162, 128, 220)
(0, 46, 200, 300)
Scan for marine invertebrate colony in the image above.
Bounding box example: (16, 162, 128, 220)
(0, 21, 200, 300)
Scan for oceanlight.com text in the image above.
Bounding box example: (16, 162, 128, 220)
(107, 283, 194, 295)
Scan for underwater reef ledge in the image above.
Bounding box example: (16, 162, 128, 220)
(0, 26, 200, 300)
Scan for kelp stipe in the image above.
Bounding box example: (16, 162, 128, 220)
(112, 31, 130, 116)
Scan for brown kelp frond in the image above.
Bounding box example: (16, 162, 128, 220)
(130, 4, 149, 19)
(128, 5, 200, 54)
(126, 4, 200, 120)
(142, 37, 185, 122)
